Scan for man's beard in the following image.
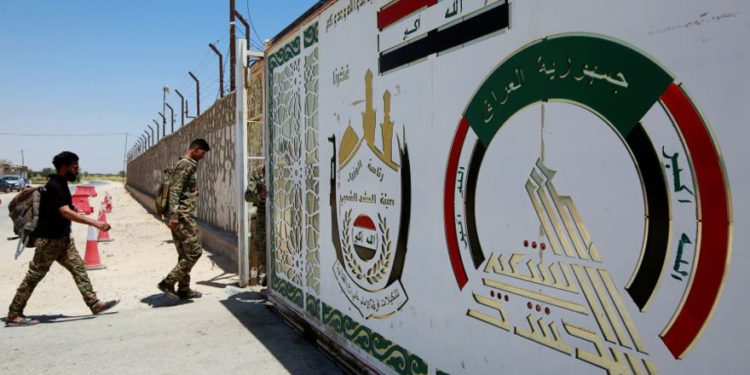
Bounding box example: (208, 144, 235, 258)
(65, 171, 77, 182)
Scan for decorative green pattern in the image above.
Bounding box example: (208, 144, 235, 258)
(304, 46, 321, 296)
(303, 22, 319, 48)
(322, 303, 428, 375)
(272, 274, 304, 309)
(269, 36, 302, 72)
(306, 294, 321, 321)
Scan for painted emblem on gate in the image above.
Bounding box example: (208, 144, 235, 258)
(330, 69, 412, 319)
(443, 34, 732, 372)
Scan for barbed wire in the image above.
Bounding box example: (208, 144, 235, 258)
(0, 132, 134, 137)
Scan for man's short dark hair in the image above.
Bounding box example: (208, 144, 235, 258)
(52, 151, 79, 171)
(189, 139, 211, 151)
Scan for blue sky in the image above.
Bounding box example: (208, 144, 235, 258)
(0, 0, 318, 173)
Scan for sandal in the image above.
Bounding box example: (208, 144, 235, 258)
(92, 299, 120, 315)
(5, 316, 39, 327)
(158, 281, 180, 301)
(177, 288, 203, 300)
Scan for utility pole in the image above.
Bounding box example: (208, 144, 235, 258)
(230, 0, 236, 92)
(175, 89, 186, 127)
(189, 71, 201, 116)
(209, 43, 224, 98)
(165, 103, 175, 133)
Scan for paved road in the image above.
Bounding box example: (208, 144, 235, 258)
(1, 286, 339, 374)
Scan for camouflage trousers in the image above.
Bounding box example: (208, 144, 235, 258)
(250, 213, 266, 277)
(8, 237, 99, 317)
(165, 217, 203, 290)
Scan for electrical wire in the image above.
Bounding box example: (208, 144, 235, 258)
(246, 0, 264, 45)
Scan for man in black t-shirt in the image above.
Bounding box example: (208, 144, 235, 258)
(5, 151, 119, 327)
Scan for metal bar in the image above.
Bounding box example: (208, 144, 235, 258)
(165, 103, 175, 133)
(189, 71, 201, 115)
(209, 43, 224, 98)
(158, 112, 166, 137)
(234, 11, 250, 49)
(175, 89, 186, 127)
(147, 126, 154, 147)
(152, 119, 160, 141)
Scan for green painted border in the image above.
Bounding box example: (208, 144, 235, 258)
(268, 36, 301, 72)
(306, 294, 322, 321)
(323, 303, 428, 375)
(271, 273, 304, 309)
(303, 22, 319, 48)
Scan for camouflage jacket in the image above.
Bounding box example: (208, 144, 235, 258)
(168, 157, 198, 221)
(244, 165, 266, 208)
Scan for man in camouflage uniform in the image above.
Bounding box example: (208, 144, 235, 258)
(6, 151, 118, 327)
(245, 165, 267, 286)
(158, 139, 210, 301)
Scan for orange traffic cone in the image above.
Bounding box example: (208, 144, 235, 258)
(84, 226, 105, 270)
(97, 206, 112, 242)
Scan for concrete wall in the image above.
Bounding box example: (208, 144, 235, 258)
(127, 93, 238, 234)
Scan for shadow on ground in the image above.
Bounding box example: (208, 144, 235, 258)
(1, 312, 119, 326)
(220, 290, 342, 374)
(196, 271, 238, 289)
(140, 294, 194, 308)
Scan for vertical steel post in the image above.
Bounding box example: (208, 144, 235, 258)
(152, 119, 160, 142)
(175, 89, 186, 127)
(165, 103, 175, 133)
(189, 71, 201, 115)
(209, 43, 224, 98)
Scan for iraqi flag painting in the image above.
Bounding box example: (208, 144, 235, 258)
(377, 0, 510, 74)
(352, 215, 379, 261)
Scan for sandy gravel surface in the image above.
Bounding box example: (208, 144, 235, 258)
(0, 181, 225, 314)
(0, 182, 340, 375)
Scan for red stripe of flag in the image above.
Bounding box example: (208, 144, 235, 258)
(444, 118, 471, 290)
(659, 83, 731, 359)
(377, 0, 437, 30)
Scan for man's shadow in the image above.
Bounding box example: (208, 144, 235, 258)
(140, 294, 194, 308)
(2, 313, 115, 326)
